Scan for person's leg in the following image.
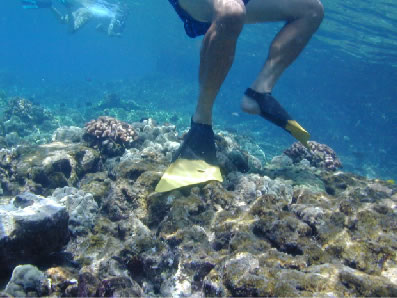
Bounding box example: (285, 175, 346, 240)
(241, 0, 324, 115)
(179, 0, 246, 125)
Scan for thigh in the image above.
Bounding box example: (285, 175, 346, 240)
(178, 0, 245, 22)
(178, 0, 214, 22)
(245, 0, 321, 23)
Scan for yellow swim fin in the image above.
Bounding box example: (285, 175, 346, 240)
(285, 120, 310, 149)
(155, 118, 222, 193)
(155, 159, 223, 193)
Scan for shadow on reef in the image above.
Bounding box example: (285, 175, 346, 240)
(0, 117, 397, 297)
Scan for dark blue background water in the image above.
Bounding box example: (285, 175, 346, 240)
(1, 0, 396, 179)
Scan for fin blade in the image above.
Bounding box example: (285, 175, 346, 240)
(155, 159, 223, 193)
(285, 120, 310, 149)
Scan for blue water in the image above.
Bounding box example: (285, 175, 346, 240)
(1, 0, 396, 180)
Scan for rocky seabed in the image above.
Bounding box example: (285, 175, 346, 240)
(0, 119, 396, 297)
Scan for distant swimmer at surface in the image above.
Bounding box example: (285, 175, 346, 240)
(156, 0, 324, 192)
(21, 0, 127, 36)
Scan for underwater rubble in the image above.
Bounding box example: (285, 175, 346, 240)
(0, 117, 396, 297)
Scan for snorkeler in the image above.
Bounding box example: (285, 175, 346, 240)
(21, 0, 126, 36)
(156, 0, 324, 192)
(22, 0, 72, 24)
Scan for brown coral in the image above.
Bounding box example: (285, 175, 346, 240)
(284, 141, 342, 171)
(84, 116, 138, 145)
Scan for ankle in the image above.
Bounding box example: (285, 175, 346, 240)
(250, 81, 273, 94)
(246, 88, 271, 98)
(192, 113, 212, 126)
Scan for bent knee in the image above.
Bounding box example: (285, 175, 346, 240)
(214, 0, 246, 34)
(304, 0, 324, 24)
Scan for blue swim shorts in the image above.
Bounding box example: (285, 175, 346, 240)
(168, 0, 250, 38)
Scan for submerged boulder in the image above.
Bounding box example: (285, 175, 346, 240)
(0, 193, 69, 275)
(52, 126, 84, 143)
(14, 142, 100, 196)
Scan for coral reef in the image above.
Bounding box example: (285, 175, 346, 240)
(216, 131, 263, 174)
(284, 140, 342, 170)
(83, 116, 138, 156)
(0, 97, 57, 144)
(84, 116, 138, 144)
(52, 187, 99, 236)
(3, 97, 49, 124)
(1, 119, 397, 297)
(5, 265, 49, 297)
(0, 147, 19, 195)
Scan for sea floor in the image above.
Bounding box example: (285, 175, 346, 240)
(0, 81, 396, 296)
(0, 112, 396, 296)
